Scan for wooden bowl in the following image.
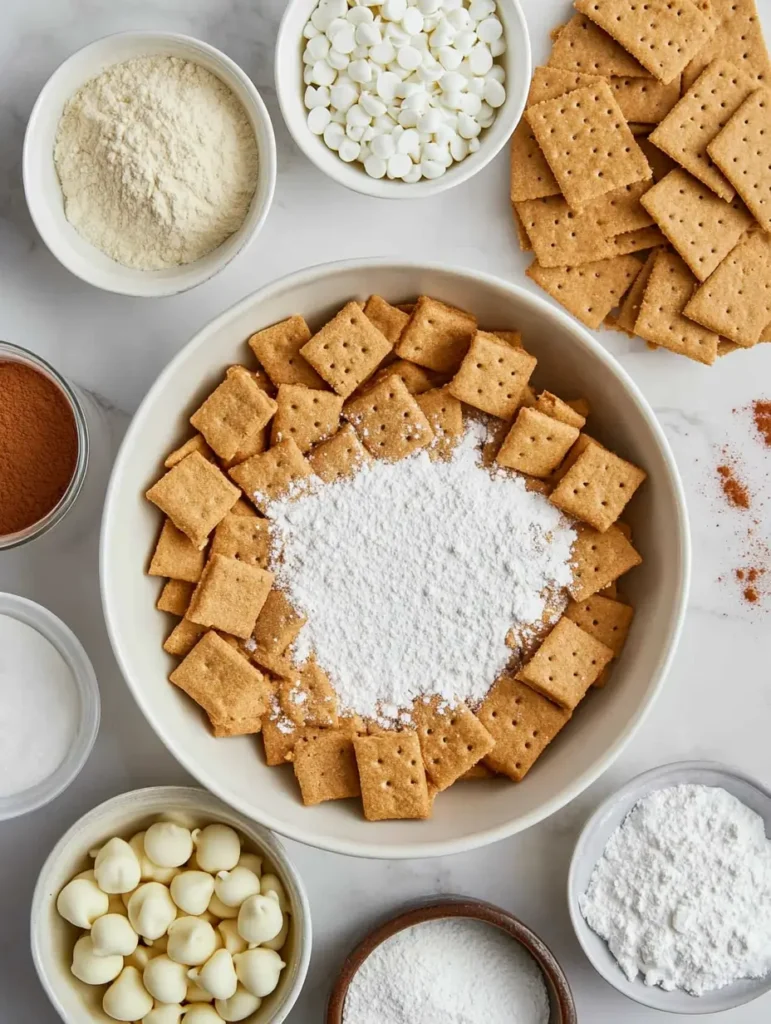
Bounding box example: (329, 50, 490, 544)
(327, 896, 577, 1024)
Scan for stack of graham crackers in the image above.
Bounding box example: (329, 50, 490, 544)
(511, 0, 771, 365)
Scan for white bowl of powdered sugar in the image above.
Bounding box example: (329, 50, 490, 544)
(23, 32, 276, 297)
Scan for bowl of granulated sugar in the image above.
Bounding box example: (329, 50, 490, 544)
(327, 897, 576, 1024)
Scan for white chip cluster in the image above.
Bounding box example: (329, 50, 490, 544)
(302, 0, 507, 182)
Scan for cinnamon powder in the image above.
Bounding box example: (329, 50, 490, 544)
(0, 361, 78, 535)
(716, 463, 750, 509)
(752, 400, 771, 449)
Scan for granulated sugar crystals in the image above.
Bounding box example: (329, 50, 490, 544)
(580, 784, 771, 996)
(265, 425, 575, 724)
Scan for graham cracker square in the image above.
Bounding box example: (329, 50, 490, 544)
(448, 332, 537, 420)
(525, 82, 651, 210)
(649, 60, 756, 201)
(300, 302, 392, 399)
(519, 617, 613, 710)
(682, 0, 770, 92)
(293, 729, 361, 806)
(574, 0, 716, 84)
(610, 75, 682, 124)
(412, 699, 495, 792)
(227, 362, 275, 397)
(611, 247, 662, 336)
(569, 523, 643, 601)
(481, 415, 511, 467)
(534, 392, 586, 430)
(251, 646, 295, 680)
(146, 453, 240, 550)
(549, 442, 647, 531)
(279, 658, 338, 729)
(707, 88, 771, 232)
(363, 295, 411, 345)
(640, 169, 753, 281)
(527, 255, 642, 330)
(591, 180, 657, 236)
(261, 705, 298, 766)
(547, 13, 653, 78)
(190, 373, 277, 463)
(164, 434, 215, 469)
(148, 519, 207, 582)
(345, 375, 434, 461)
(477, 674, 571, 781)
(169, 631, 271, 736)
(551, 433, 605, 483)
(248, 315, 324, 389)
(157, 579, 194, 616)
(187, 554, 274, 639)
(564, 594, 634, 656)
(231, 497, 258, 517)
(395, 296, 478, 373)
(606, 226, 667, 256)
(163, 618, 206, 658)
(510, 119, 560, 203)
(354, 733, 432, 821)
(497, 407, 580, 478)
(229, 438, 312, 512)
(253, 589, 306, 655)
(529, 65, 604, 104)
(415, 387, 464, 462)
(211, 513, 272, 569)
(634, 249, 720, 363)
(514, 196, 617, 268)
(270, 384, 343, 453)
(308, 423, 372, 483)
(362, 359, 440, 397)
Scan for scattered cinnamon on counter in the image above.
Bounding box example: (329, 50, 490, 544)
(716, 463, 750, 510)
(735, 567, 764, 604)
(752, 400, 771, 449)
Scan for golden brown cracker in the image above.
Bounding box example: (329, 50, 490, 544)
(606, 226, 667, 256)
(163, 618, 206, 658)
(308, 423, 372, 483)
(157, 579, 194, 617)
(518, 617, 613, 710)
(211, 513, 272, 569)
(190, 372, 277, 463)
(253, 589, 306, 656)
(534, 391, 587, 429)
(707, 88, 771, 232)
(148, 519, 207, 582)
(293, 728, 361, 805)
(354, 733, 432, 821)
(591, 181, 657, 236)
(248, 316, 324, 389)
(682, 0, 771, 91)
(609, 75, 682, 123)
(448, 332, 537, 420)
(187, 554, 274, 639)
(270, 383, 343, 453)
(395, 296, 477, 373)
(412, 699, 495, 792)
(415, 387, 464, 462)
(146, 452, 240, 550)
(345, 375, 434, 461)
(229, 438, 312, 512)
(279, 658, 338, 729)
(527, 255, 642, 330)
(301, 302, 393, 399)
(612, 247, 662, 336)
(564, 594, 634, 656)
(363, 295, 411, 345)
(362, 359, 440, 396)
(514, 196, 617, 268)
(569, 523, 643, 601)
(510, 120, 561, 203)
(164, 434, 215, 469)
(550, 441, 647, 532)
(497, 408, 580, 478)
(547, 13, 653, 78)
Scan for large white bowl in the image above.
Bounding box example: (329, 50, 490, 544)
(101, 259, 690, 859)
(275, 0, 531, 198)
(23, 32, 277, 297)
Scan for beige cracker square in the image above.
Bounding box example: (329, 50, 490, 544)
(634, 250, 720, 363)
(157, 579, 194, 616)
(534, 392, 587, 430)
(510, 120, 560, 204)
(345, 375, 434, 461)
(477, 674, 572, 782)
(188, 554, 274, 639)
(527, 255, 642, 330)
(247, 316, 324, 389)
(164, 434, 215, 469)
(649, 60, 757, 201)
(227, 362, 275, 397)
(229, 438, 312, 513)
(551, 433, 605, 483)
(569, 523, 643, 601)
(591, 181, 657, 236)
(219, 371, 272, 467)
(261, 708, 298, 767)
(415, 387, 464, 462)
(641, 169, 754, 281)
(684, 230, 771, 347)
(550, 442, 647, 532)
(300, 302, 392, 399)
(270, 384, 343, 453)
(606, 226, 667, 256)
(574, 0, 716, 84)
(293, 729, 361, 806)
(448, 332, 537, 420)
(170, 630, 271, 736)
(279, 658, 338, 729)
(683, 0, 771, 92)
(514, 196, 616, 268)
(497, 407, 580, 478)
(609, 75, 682, 124)
(547, 14, 653, 78)
(526, 82, 651, 210)
(211, 513, 271, 569)
(147, 453, 240, 550)
(707, 88, 771, 232)
(190, 372, 277, 463)
(395, 296, 477, 373)
(519, 617, 613, 710)
(611, 247, 662, 336)
(363, 295, 411, 344)
(362, 359, 440, 397)
(354, 733, 432, 821)
(308, 423, 372, 483)
(253, 589, 306, 656)
(148, 519, 206, 582)
(412, 699, 495, 792)
(529, 65, 604, 105)
(163, 618, 206, 658)
(564, 593, 634, 656)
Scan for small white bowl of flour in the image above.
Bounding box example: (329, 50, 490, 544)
(23, 32, 276, 297)
(569, 760, 771, 1015)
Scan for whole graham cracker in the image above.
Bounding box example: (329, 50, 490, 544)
(301, 302, 393, 398)
(344, 375, 434, 461)
(395, 296, 477, 373)
(551, 432, 605, 483)
(163, 618, 206, 658)
(190, 372, 277, 463)
(363, 295, 411, 344)
(534, 391, 587, 430)
(569, 523, 643, 601)
(146, 452, 240, 550)
(415, 387, 465, 462)
(574, 0, 717, 84)
(412, 699, 495, 792)
(609, 75, 682, 124)
(229, 438, 312, 512)
(308, 422, 371, 483)
(514, 196, 617, 268)
(252, 589, 306, 656)
(354, 733, 432, 821)
(527, 255, 642, 330)
(270, 384, 343, 453)
(591, 180, 657, 236)
(148, 519, 206, 582)
(187, 554, 274, 639)
(496, 407, 580, 478)
(279, 658, 339, 729)
(156, 579, 194, 617)
(564, 594, 634, 656)
(448, 332, 537, 420)
(682, 0, 771, 91)
(707, 88, 771, 232)
(293, 729, 361, 806)
(549, 437, 647, 531)
(211, 513, 271, 568)
(518, 617, 613, 710)
(248, 315, 324, 389)
(547, 13, 653, 78)
(164, 434, 215, 469)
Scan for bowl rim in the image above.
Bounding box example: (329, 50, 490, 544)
(30, 785, 312, 1024)
(567, 759, 771, 1015)
(100, 256, 691, 859)
(22, 30, 277, 298)
(274, 0, 532, 199)
(326, 896, 577, 1024)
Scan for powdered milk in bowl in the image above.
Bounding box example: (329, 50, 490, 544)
(101, 259, 689, 858)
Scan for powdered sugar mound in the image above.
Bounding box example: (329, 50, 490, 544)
(263, 425, 575, 723)
(580, 784, 771, 995)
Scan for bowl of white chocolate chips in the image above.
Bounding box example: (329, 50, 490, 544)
(31, 786, 311, 1024)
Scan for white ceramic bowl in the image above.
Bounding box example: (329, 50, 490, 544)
(275, 0, 530, 198)
(568, 760, 771, 1014)
(31, 786, 311, 1024)
(101, 258, 690, 859)
(23, 32, 277, 297)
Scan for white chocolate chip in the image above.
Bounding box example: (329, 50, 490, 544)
(57, 876, 109, 929)
(71, 936, 124, 986)
(103, 966, 153, 1022)
(91, 914, 139, 958)
(143, 954, 188, 1004)
(215, 984, 261, 1023)
(233, 949, 285, 999)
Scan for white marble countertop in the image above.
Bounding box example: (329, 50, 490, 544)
(2, 0, 771, 1021)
